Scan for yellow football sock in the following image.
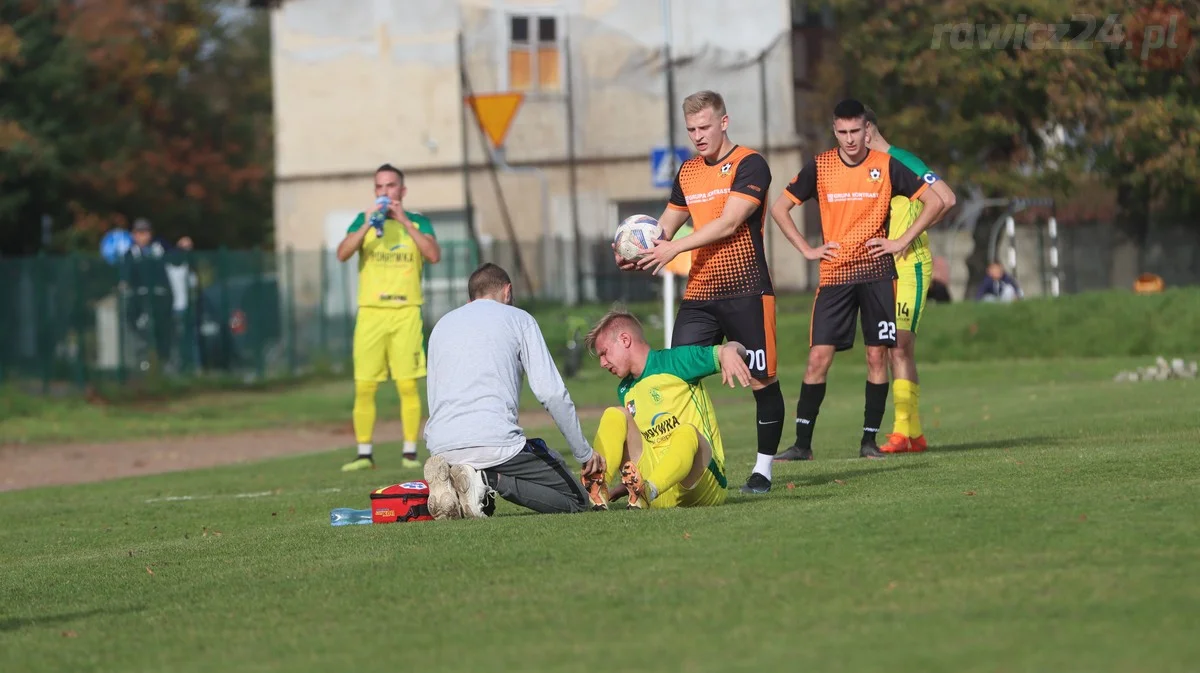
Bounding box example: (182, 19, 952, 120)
(592, 407, 628, 485)
(891, 379, 914, 437)
(645, 425, 700, 498)
(396, 378, 421, 444)
(909, 382, 923, 438)
(352, 380, 378, 445)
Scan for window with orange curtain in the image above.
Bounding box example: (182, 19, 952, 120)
(508, 49, 532, 90)
(507, 14, 561, 92)
(536, 47, 559, 90)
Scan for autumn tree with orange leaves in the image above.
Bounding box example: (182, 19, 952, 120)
(0, 0, 272, 255)
(804, 0, 1199, 289)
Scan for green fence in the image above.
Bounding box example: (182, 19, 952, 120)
(0, 242, 480, 392)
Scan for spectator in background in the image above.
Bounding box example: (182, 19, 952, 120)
(124, 218, 194, 368)
(927, 255, 952, 304)
(975, 262, 1022, 303)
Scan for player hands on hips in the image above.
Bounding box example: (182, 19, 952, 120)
(580, 309, 752, 510)
(336, 163, 441, 472)
(768, 98, 944, 461)
(612, 90, 787, 496)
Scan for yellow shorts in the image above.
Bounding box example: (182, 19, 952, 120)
(353, 306, 426, 381)
(638, 435, 728, 509)
(895, 259, 933, 334)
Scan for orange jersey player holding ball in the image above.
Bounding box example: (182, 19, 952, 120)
(615, 90, 785, 495)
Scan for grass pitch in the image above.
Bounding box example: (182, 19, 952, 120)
(3, 356, 1199, 672)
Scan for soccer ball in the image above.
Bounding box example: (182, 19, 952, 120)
(614, 215, 663, 262)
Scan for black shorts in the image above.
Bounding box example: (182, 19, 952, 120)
(671, 294, 776, 379)
(810, 280, 897, 351)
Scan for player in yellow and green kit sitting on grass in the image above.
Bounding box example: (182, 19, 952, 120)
(863, 106, 956, 454)
(336, 164, 441, 471)
(580, 309, 752, 510)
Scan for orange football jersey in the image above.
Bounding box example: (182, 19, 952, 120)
(667, 146, 773, 301)
(786, 148, 928, 286)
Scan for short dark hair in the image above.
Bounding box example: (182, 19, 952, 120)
(468, 263, 511, 300)
(862, 104, 878, 129)
(833, 98, 867, 121)
(375, 163, 405, 185)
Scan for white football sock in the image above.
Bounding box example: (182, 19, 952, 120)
(357, 443, 373, 458)
(403, 441, 418, 456)
(753, 453, 774, 481)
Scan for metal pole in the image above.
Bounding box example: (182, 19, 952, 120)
(663, 0, 677, 178)
(758, 49, 771, 260)
(286, 246, 297, 375)
(564, 35, 583, 305)
(71, 253, 85, 389)
(461, 67, 535, 296)
(662, 0, 676, 346)
(318, 246, 328, 360)
(456, 32, 479, 251)
(1047, 216, 1060, 297)
(1005, 215, 1017, 279)
(662, 273, 675, 347)
(36, 253, 48, 393)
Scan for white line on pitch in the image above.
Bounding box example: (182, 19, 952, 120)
(144, 487, 342, 504)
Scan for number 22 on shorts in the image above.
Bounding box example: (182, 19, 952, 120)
(877, 321, 896, 341)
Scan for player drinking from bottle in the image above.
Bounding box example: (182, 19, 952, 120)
(336, 164, 441, 471)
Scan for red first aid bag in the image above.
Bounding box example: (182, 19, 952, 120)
(370, 481, 434, 523)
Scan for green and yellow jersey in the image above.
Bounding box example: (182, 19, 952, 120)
(617, 345, 727, 487)
(347, 210, 436, 308)
(885, 146, 938, 267)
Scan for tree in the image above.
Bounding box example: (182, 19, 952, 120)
(0, 0, 273, 256)
(806, 0, 1199, 292)
(1050, 1, 1200, 287)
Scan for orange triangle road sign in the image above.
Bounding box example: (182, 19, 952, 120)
(466, 92, 524, 149)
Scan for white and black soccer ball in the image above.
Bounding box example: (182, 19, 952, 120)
(614, 214, 663, 262)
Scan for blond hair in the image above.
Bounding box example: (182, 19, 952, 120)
(682, 90, 727, 118)
(584, 308, 644, 355)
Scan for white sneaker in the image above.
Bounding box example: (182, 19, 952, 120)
(449, 464, 495, 519)
(423, 455, 461, 520)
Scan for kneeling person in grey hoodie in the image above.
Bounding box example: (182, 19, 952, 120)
(422, 263, 606, 518)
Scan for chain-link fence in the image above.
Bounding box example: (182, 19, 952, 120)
(0, 237, 681, 394)
(0, 244, 486, 392)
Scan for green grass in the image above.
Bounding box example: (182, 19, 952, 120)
(2, 358, 1199, 672)
(4, 288, 1199, 445)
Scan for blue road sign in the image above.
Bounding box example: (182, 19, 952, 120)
(650, 146, 692, 189)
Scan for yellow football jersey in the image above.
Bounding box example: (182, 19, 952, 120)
(617, 345, 728, 489)
(886, 146, 937, 267)
(348, 210, 436, 308)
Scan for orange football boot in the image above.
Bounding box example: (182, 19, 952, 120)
(881, 433, 911, 454)
(620, 461, 648, 509)
(581, 472, 609, 511)
(908, 435, 928, 453)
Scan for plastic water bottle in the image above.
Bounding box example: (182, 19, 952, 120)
(368, 196, 390, 235)
(330, 508, 373, 526)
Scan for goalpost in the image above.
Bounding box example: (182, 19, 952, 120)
(986, 199, 1063, 298)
